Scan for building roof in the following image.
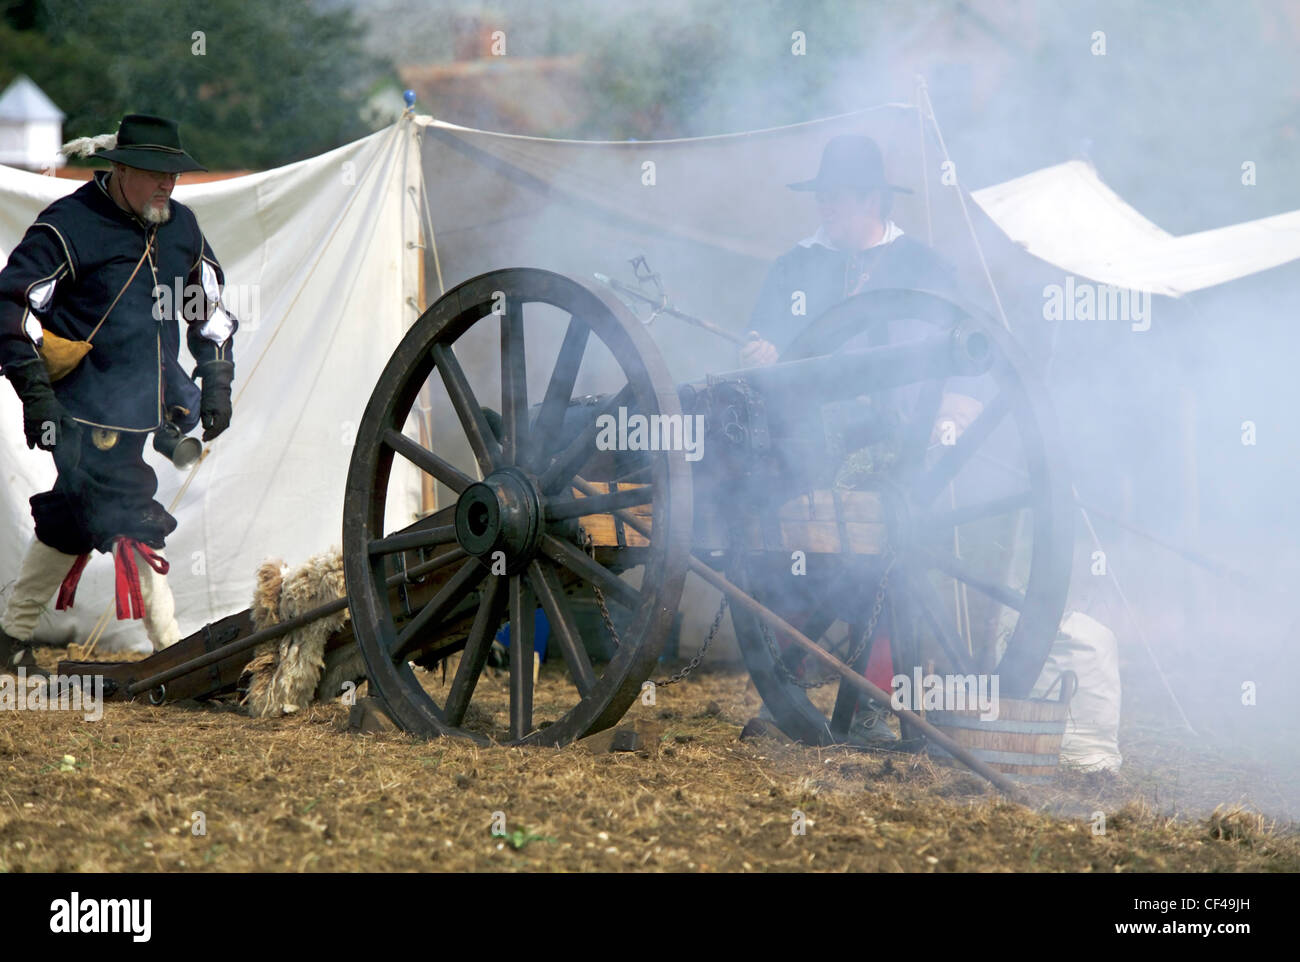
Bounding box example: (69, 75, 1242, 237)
(400, 55, 588, 136)
(0, 75, 65, 123)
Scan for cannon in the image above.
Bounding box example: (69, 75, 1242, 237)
(61, 268, 1072, 783)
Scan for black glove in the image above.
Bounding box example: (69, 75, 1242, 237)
(4, 359, 80, 454)
(196, 359, 234, 441)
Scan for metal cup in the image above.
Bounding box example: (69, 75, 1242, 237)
(153, 419, 201, 469)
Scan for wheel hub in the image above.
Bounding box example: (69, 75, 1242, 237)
(454, 467, 543, 572)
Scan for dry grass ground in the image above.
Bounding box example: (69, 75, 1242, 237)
(1, 647, 1297, 873)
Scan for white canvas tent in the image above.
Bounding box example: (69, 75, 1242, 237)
(1, 105, 1297, 652)
(0, 120, 425, 650)
(970, 160, 1300, 297)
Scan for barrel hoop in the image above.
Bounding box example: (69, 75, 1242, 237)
(929, 746, 1061, 768)
(927, 715, 1067, 735)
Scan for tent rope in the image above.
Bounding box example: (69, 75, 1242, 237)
(1075, 481, 1198, 735)
(914, 76, 935, 247)
(1039, 335, 1198, 735)
(411, 119, 446, 297)
(915, 78, 1012, 334)
(965, 442, 1198, 735)
(226, 119, 408, 413)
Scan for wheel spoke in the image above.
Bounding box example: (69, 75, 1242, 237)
(383, 429, 474, 495)
(528, 560, 597, 697)
(405, 546, 468, 578)
(538, 383, 634, 493)
(828, 623, 870, 738)
(539, 534, 642, 611)
(913, 391, 1011, 503)
(508, 575, 535, 740)
(920, 547, 1026, 611)
(368, 525, 457, 556)
(432, 342, 501, 476)
(898, 377, 946, 474)
(500, 298, 528, 465)
(885, 593, 922, 741)
(544, 484, 653, 522)
(918, 490, 1032, 535)
(768, 566, 864, 676)
(444, 574, 507, 726)
(609, 463, 652, 486)
(389, 557, 488, 659)
(777, 608, 838, 676)
(527, 317, 590, 471)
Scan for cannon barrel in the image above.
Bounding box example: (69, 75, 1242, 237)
(691, 327, 994, 405)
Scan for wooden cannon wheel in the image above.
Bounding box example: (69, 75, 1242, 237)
(342, 268, 692, 745)
(728, 288, 1073, 746)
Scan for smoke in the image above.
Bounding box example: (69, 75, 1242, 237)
(383, 0, 1300, 815)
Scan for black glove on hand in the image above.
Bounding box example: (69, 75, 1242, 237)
(196, 359, 234, 441)
(5, 359, 80, 453)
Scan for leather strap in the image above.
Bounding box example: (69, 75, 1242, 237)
(86, 232, 155, 345)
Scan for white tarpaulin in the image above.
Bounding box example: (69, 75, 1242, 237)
(0, 119, 424, 650)
(971, 160, 1300, 297)
(3, 107, 1299, 654)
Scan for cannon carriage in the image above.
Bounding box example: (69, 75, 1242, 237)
(62, 267, 1072, 777)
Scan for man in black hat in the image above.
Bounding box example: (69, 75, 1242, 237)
(741, 136, 971, 746)
(741, 134, 958, 365)
(0, 113, 238, 675)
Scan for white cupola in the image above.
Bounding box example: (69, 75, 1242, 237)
(0, 75, 65, 171)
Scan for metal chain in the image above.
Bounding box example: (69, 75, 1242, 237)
(654, 595, 726, 688)
(584, 529, 725, 688)
(585, 530, 624, 650)
(584, 530, 893, 692)
(761, 548, 896, 690)
(593, 581, 621, 646)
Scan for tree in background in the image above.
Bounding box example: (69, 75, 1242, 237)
(0, 0, 394, 169)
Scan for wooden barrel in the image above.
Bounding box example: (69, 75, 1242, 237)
(926, 672, 1077, 784)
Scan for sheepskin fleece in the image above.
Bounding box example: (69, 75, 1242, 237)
(241, 550, 355, 717)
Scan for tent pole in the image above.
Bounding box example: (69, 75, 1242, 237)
(412, 120, 447, 513)
(415, 231, 438, 515)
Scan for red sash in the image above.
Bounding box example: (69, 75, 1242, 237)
(54, 539, 170, 620)
(55, 553, 91, 611)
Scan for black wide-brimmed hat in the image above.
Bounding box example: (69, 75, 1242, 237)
(97, 114, 207, 173)
(788, 134, 912, 194)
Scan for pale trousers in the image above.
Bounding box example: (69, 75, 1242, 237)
(1, 538, 180, 651)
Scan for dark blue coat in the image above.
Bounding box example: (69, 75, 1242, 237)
(0, 172, 236, 434)
(749, 231, 958, 354)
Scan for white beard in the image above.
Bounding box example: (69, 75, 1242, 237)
(142, 203, 172, 226)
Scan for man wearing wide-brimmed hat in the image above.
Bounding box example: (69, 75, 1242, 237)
(0, 113, 239, 676)
(740, 135, 966, 746)
(742, 134, 958, 365)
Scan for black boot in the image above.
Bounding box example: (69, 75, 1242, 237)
(0, 625, 51, 680)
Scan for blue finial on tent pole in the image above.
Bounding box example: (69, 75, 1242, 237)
(403, 89, 417, 109)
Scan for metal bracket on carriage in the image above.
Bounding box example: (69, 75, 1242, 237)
(677, 374, 773, 486)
